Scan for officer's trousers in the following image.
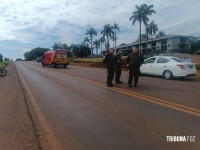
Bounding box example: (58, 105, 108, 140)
(115, 67, 121, 82)
(107, 67, 114, 85)
(128, 70, 139, 86)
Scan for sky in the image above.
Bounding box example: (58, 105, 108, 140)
(0, 0, 200, 60)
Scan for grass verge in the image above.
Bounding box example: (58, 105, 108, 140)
(0, 61, 9, 68)
(73, 58, 103, 63)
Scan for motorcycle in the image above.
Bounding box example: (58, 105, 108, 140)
(0, 68, 7, 76)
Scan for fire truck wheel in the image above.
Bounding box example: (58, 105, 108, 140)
(51, 63, 55, 68)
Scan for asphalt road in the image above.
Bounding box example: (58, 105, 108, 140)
(15, 61, 200, 150)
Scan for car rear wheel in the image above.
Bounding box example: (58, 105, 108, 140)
(163, 70, 173, 79)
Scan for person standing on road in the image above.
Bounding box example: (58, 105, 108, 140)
(126, 47, 141, 87)
(115, 50, 123, 84)
(103, 48, 115, 87)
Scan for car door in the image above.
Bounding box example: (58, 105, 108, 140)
(153, 57, 170, 75)
(140, 57, 157, 74)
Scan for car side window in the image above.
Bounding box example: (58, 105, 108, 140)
(156, 58, 169, 63)
(145, 58, 156, 64)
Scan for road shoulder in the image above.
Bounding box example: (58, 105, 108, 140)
(0, 62, 40, 150)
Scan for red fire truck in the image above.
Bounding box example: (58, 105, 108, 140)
(42, 50, 69, 68)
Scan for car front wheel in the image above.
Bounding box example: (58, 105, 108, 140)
(163, 70, 173, 79)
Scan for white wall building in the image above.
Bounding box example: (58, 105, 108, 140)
(116, 35, 191, 54)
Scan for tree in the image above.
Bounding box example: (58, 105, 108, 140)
(62, 43, 69, 50)
(190, 37, 200, 54)
(99, 37, 105, 54)
(52, 43, 60, 50)
(4, 57, 10, 61)
(156, 31, 166, 38)
(85, 28, 97, 55)
(52, 42, 69, 50)
(110, 35, 115, 48)
(113, 23, 120, 53)
(130, 4, 145, 52)
(70, 43, 77, 59)
(79, 45, 91, 58)
(0, 53, 3, 62)
(142, 4, 156, 42)
(83, 37, 91, 57)
(147, 21, 158, 50)
(70, 44, 91, 58)
(83, 37, 91, 47)
(101, 24, 114, 51)
(93, 39, 100, 55)
(24, 47, 49, 60)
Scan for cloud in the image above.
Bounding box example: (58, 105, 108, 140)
(0, 0, 200, 60)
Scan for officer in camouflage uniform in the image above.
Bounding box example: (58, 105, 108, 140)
(126, 47, 141, 87)
(103, 48, 115, 87)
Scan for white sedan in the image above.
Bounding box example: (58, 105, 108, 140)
(140, 56, 197, 79)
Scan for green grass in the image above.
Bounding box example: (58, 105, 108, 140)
(0, 61, 9, 68)
(73, 58, 103, 63)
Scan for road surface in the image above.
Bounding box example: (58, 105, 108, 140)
(15, 61, 200, 150)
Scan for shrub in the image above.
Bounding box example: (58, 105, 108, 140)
(195, 64, 200, 70)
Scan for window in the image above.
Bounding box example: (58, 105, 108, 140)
(56, 54, 61, 58)
(171, 57, 185, 62)
(144, 57, 156, 64)
(63, 54, 67, 58)
(156, 58, 170, 63)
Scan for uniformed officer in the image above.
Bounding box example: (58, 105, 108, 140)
(115, 50, 123, 84)
(103, 48, 115, 87)
(126, 47, 141, 87)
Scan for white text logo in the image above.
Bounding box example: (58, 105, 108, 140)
(166, 136, 195, 142)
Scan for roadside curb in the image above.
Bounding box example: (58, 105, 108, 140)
(15, 62, 62, 150)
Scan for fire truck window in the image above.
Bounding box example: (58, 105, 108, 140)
(57, 54, 60, 58)
(63, 54, 66, 58)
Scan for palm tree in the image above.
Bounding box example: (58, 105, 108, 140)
(83, 37, 91, 47)
(83, 37, 91, 57)
(113, 23, 120, 53)
(101, 24, 114, 51)
(99, 37, 105, 54)
(110, 34, 115, 48)
(85, 28, 97, 55)
(147, 21, 158, 50)
(142, 4, 156, 42)
(93, 39, 100, 55)
(129, 5, 145, 52)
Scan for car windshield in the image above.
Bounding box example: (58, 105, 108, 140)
(170, 57, 185, 62)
